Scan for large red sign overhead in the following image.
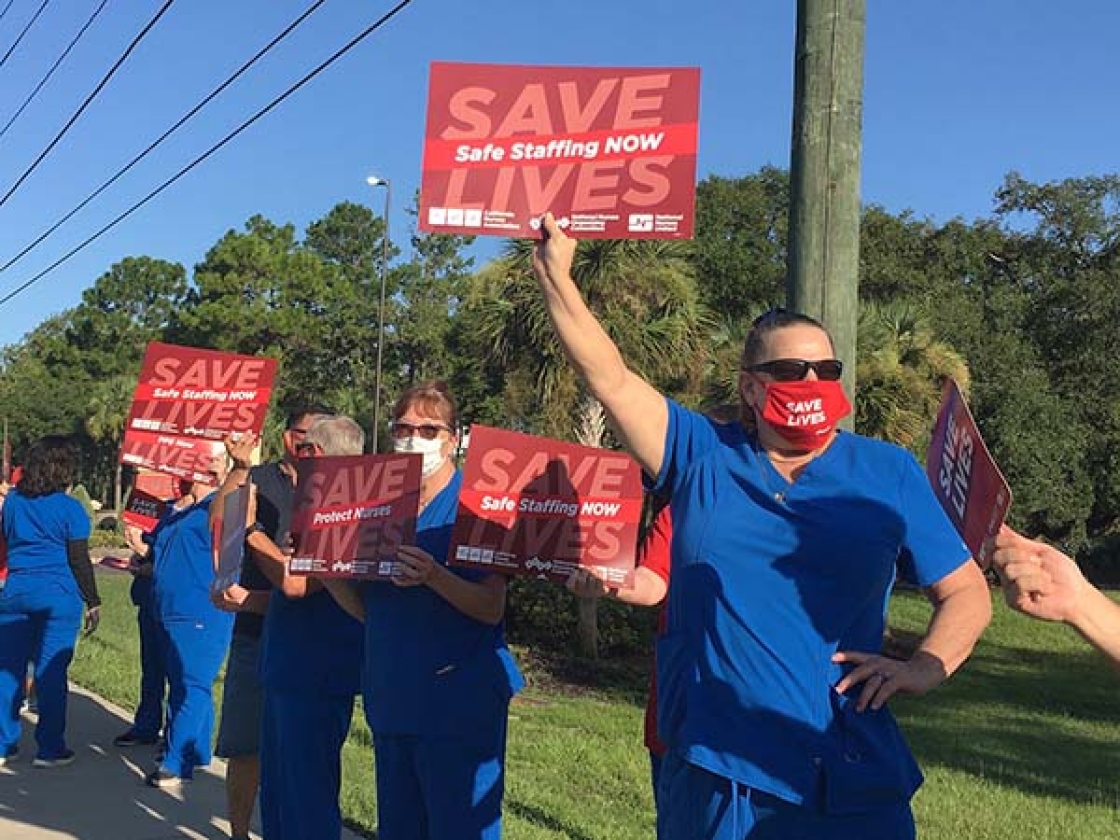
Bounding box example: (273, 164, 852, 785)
(120, 343, 276, 482)
(926, 379, 1012, 569)
(449, 425, 642, 584)
(289, 454, 422, 579)
(420, 62, 701, 240)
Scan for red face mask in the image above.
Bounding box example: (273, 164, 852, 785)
(757, 379, 852, 448)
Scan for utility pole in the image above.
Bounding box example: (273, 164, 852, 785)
(788, 0, 865, 421)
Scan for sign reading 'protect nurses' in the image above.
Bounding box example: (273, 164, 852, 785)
(449, 426, 642, 584)
(120, 343, 277, 481)
(289, 454, 422, 579)
(419, 62, 700, 240)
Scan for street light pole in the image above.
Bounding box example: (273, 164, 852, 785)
(366, 175, 391, 452)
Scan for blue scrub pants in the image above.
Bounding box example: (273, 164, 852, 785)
(132, 597, 167, 739)
(259, 688, 354, 840)
(371, 718, 508, 840)
(656, 752, 916, 840)
(0, 574, 83, 761)
(159, 616, 231, 778)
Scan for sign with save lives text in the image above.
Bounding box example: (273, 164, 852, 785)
(420, 62, 700, 240)
(450, 426, 642, 584)
(120, 487, 169, 533)
(288, 454, 422, 579)
(120, 343, 277, 482)
(925, 379, 1012, 569)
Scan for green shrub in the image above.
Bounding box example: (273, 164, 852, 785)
(89, 529, 127, 550)
(1082, 531, 1120, 586)
(505, 576, 659, 659)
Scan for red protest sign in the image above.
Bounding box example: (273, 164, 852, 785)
(449, 425, 642, 584)
(120, 343, 276, 479)
(120, 432, 225, 484)
(420, 62, 700, 240)
(926, 379, 1012, 569)
(120, 487, 169, 533)
(124, 342, 276, 437)
(289, 454, 422, 579)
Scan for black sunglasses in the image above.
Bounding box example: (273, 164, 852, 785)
(390, 422, 450, 441)
(744, 358, 844, 382)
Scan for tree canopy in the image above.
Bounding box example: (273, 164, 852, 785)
(2, 169, 1117, 574)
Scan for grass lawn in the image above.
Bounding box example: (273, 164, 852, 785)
(72, 572, 1119, 839)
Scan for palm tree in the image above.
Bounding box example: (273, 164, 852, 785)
(86, 374, 138, 511)
(463, 237, 712, 656)
(855, 300, 970, 454)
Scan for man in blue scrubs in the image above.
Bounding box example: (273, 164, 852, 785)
(530, 214, 992, 839)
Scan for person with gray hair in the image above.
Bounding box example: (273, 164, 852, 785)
(255, 412, 366, 840)
(300, 415, 365, 457)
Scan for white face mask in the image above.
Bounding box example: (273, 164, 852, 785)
(392, 434, 447, 478)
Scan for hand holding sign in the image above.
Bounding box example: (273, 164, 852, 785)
(391, 545, 439, 588)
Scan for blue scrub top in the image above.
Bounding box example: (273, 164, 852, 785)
(150, 494, 230, 628)
(361, 470, 524, 737)
(653, 399, 971, 813)
(260, 585, 364, 696)
(2, 491, 89, 580)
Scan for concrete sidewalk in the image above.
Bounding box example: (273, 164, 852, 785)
(0, 685, 361, 839)
(0, 685, 253, 839)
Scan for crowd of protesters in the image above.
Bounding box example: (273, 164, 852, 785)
(0, 220, 1115, 840)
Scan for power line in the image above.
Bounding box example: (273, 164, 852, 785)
(0, 0, 416, 309)
(0, 0, 331, 275)
(0, 0, 111, 143)
(0, 0, 176, 209)
(0, 0, 18, 28)
(0, 0, 52, 70)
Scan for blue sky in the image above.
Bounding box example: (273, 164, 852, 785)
(0, 0, 1116, 348)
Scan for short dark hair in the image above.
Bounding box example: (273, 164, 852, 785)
(286, 403, 334, 430)
(740, 308, 833, 368)
(18, 435, 79, 497)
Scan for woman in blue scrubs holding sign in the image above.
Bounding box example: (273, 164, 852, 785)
(325, 381, 523, 840)
(529, 214, 992, 840)
(144, 448, 233, 787)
